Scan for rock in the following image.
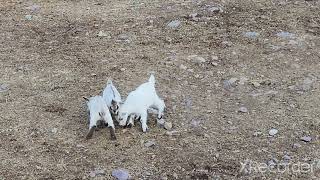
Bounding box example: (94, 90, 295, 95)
(253, 131, 262, 137)
(179, 64, 187, 70)
(173, 172, 178, 179)
(239, 77, 248, 85)
(208, 6, 222, 13)
(118, 34, 129, 41)
(28, 4, 41, 12)
(301, 77, 314, 91)
(269, 128, 278, 136)
(293, 143, 301, 149)
(120, 68, 126, 71)
(164, 122, 173, 130)
(167, 20, 181, 29)
(144, 140, 156, 147)
(239, 107, 248, 113)
(228, 78, 238, 84)
(300, 136, 312, 142)
(112, 169, 130, 180)
(283, 155, 291, 161)
(189, 13, 199, 21)
(25, 15, 33, 20)
(165, 130, 180, 136)
(251, 81, 261, 88)
(191, 119, 201, 128)
(211, 55, 218, 61)
(51, 128, 58, 134)
(267, 159, 277, 169)
(0, 84, 9, 93)
(188, 55, 206, 64)
(243, 32, 260, 39)
(97, 31, 111, 38)
(89, 169, 106, 177)
(276, 31, 295, 39)
(157, 119, 165, 127)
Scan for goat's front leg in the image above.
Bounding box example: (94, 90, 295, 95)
(127, 115, 135, 128)
(86, 118, 98, 140)
(119, 113, 129, 127)
(140, 112, 149, 133)
(103, 113, 116, 140)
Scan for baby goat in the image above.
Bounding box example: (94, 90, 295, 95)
(118, 74, 165, 132)
(102, 79, 122, 121)
(83, 96, 116, 140)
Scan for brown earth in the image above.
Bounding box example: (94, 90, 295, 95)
(0, 0, 319, 179)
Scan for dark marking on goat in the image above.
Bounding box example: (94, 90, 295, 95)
(127, 123, 133, 128)
(86, 126, 96, 139)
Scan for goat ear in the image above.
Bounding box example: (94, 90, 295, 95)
(111, 99, 117, 106)
(99, 112, 103, 117)
(83, 96, 89, 101)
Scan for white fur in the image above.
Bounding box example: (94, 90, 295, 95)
(118, 74, 165, 132)
(86, 96, 115, 130)
(102, 79, 122, 119)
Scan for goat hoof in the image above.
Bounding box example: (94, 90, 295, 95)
(110, 136, 117, 141)
(127, 123, 133, 128)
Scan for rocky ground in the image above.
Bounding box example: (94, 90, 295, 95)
(0, 0, 319, 179)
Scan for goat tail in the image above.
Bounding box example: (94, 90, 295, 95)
(149, 74, 155, 84)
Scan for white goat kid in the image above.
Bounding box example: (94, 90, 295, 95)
(83, 96, 116, 140)
(118, 74, 165, 132)
(102, 79, 122, 121)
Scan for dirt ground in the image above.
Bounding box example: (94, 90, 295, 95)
(0, 0, 319, 179)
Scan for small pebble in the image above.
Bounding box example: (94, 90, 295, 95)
(188, 55, 206, 64)
(167, 20, 181, 29)
(179, 64, 187, 70)
(293, 143, 302, 149)
(112, 169, 130, 180)
(165, 130, 180, 136)
(239, 107, 248, 113)
(25, 15, 33, 20)
(157, 119, 165, 127)
(89, 169, 106, 177)
(144, 140, 156, 147)
(51, 128, 58, 134)
(269, 128, 278, 136)
(164, 122, 173, 130)
(300, 136, 312, 142)
(0, 84, 9, 92)
(97, 31, 110, 38)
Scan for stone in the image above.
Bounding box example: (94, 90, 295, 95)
(239, 107, 248, 113)
(144, 140, 156, 147)
(164, 122, 173, 130)
(157, 119, 165, 127)
(276, 31, 295, 39)
(25, 15, 33, 20)
(168, 20, 181, 29)
(165, 130, 180, 136)
(97, 31, 111, 38)
(269, 128, 278, 136)
(89, 169, 106, 177)
(112, 169, 130, 180)
(179, 64, 187, 70)
(188, 55, 206, 64)
(300, 136, 312, 142)
(293, 143, 301, 149)
(51, 128, 58, 134)
(0, 84, 9, 92)
(243, 32, 260, 39)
